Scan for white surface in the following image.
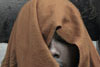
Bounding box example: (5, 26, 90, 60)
(93, 41, 96, 48)
(0, 43, 8, 67)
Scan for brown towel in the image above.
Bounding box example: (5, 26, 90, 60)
(1, 0, 100, 67)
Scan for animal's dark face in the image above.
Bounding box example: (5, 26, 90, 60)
(49, 32, 79, 67)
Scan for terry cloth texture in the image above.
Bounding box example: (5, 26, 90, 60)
(1, 0, 100, 67)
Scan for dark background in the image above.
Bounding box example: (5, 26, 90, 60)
(0, 0, 28, 43)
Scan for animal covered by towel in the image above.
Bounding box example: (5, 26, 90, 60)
(1, 0, 100, 67)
